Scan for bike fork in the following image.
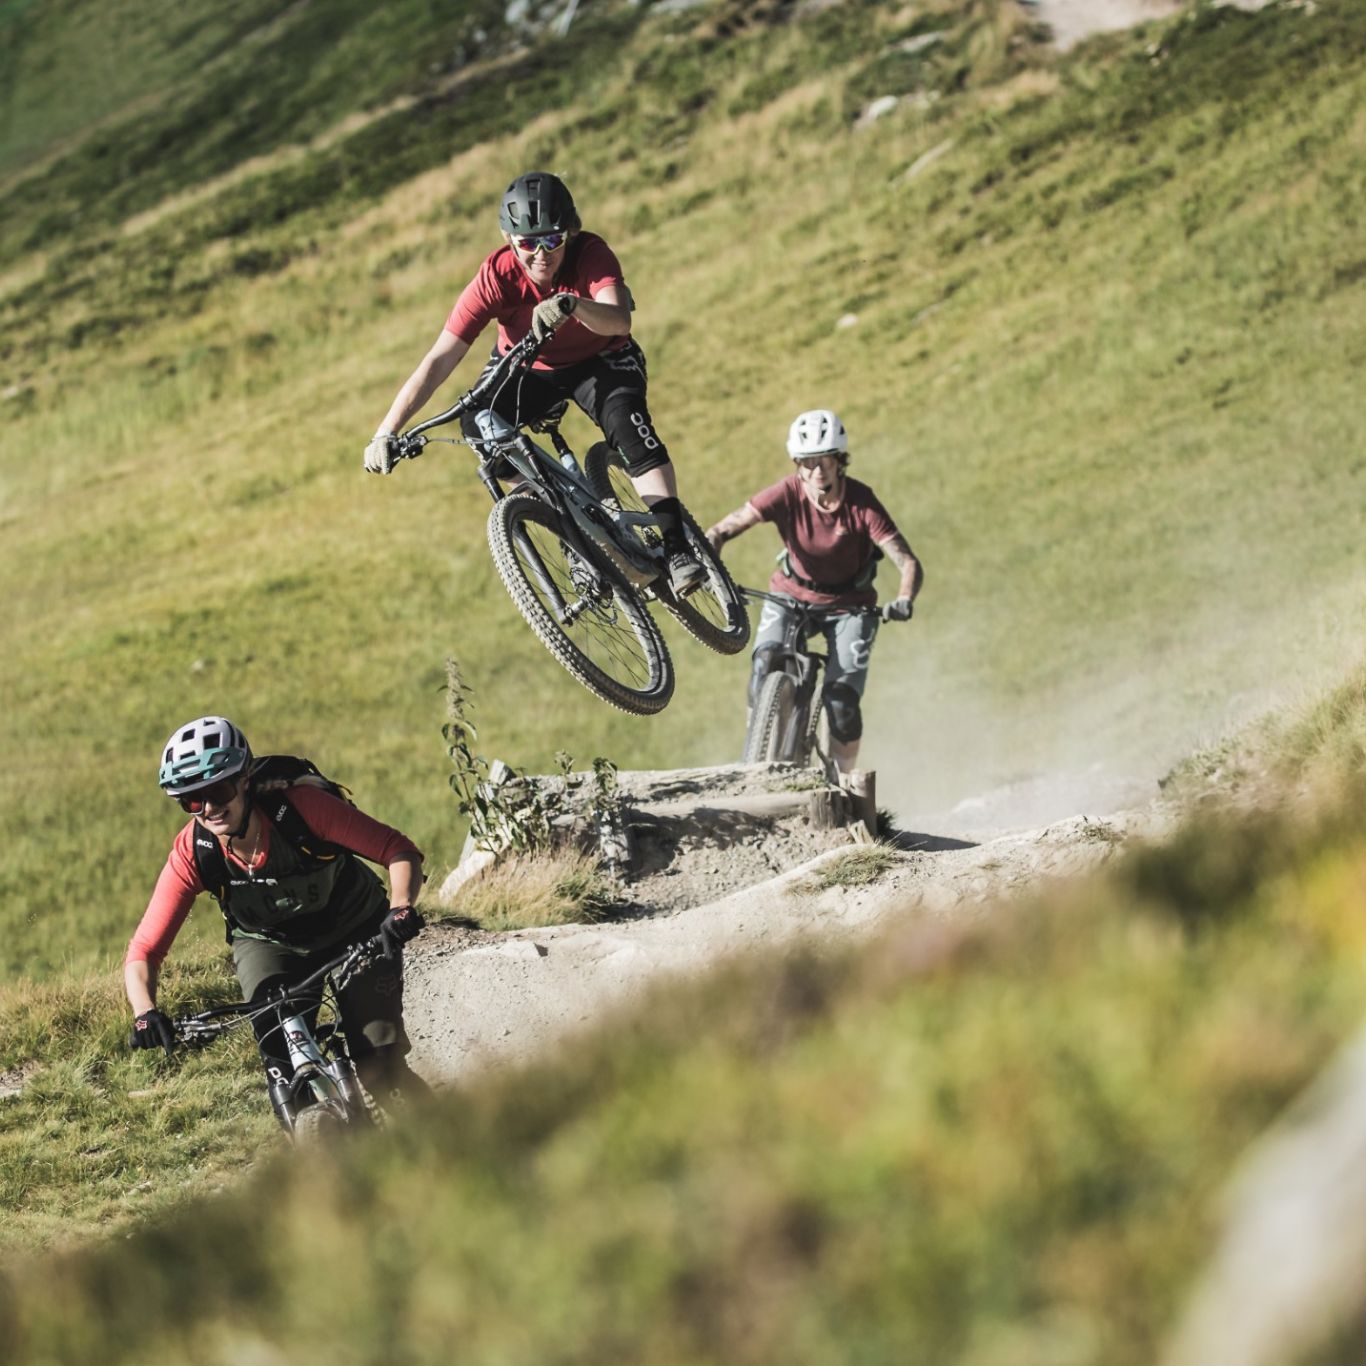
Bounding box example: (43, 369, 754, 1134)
(267, 1066, 297, 1134)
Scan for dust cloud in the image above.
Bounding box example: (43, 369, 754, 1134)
(864, 573, 1366, 837)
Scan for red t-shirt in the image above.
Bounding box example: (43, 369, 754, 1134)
(749, 474, 900, 608)
(125, 787, 423, 970)
(444, 233, 629, 369)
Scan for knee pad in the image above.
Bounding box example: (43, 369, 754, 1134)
(600, 392, 670, 476)
(823, 682, 863, 743)
(749, 644, 783, 707)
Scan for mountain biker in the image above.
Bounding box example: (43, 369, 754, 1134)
(125, 716, 431, 1129)
(365, 169, 704, 595)
(704, 409, 923, 774)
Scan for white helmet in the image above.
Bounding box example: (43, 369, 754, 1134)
(158, 715, 252, 795)
(786, 409, 848, 459)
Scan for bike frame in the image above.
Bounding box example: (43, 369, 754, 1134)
(175, 937, 383, 1128)
(399, 334, 667, 608)
(741, 587, 882, 768)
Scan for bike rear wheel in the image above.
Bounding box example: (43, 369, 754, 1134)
(743, 671, 812, 764)
(488, 493, 675, 716)
(585, 443, 751, 657)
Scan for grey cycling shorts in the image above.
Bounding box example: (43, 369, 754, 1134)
(751, 594, 880, 696)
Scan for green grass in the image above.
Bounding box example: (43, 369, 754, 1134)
(0, 941, 272, 1250)
(451, 847, 616, 931)
(0, 0, 1364, 1340)
(2, 0, 1362, 978)
(790, 844, 901, 892)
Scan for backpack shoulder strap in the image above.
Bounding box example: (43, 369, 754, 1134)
(191, 825, 231, 903)
(257, 787, 346, 864)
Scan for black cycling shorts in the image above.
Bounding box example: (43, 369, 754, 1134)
(458, 338, 671, 476)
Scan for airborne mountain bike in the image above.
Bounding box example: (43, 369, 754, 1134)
(392, 332, 749, 715)
(741, 587, 884, 776)
(173, 934, 390, 1148)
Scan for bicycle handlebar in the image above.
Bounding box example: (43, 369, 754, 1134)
(392, 330, 548, 461)
(739, 585, 885, 620)
(172, 933, 391, 1048)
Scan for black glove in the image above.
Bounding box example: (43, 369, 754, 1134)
(130, 1008, 176, 1056)
(380, 905, 425, 959)
(881, 597, 914, 623)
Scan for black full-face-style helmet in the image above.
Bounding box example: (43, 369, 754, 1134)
(498, 171, 581, 237)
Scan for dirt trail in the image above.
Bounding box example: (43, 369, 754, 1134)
(403, 765, 1160, 1086)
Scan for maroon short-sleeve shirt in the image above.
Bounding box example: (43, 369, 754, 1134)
(749, 473, 899, 607)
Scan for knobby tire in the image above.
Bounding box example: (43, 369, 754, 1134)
(488, 493, 674, 716)
(291, 1103, 349, 1149)
(584, 443, 751, 656)
(744, 671, 812, 765)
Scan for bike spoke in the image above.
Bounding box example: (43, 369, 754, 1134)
(516, 520, 657, 688)
(585, 443, 750, 656)
(488, 494, 674, 714)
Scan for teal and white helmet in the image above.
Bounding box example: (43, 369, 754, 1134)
(158, 716, 252, 795)
(787, 409, 848, 459)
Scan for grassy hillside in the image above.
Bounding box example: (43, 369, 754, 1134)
(0, 0, 1363, 1339)
(0, 664, 1363, 1363)
(1, 0, 1362, 982)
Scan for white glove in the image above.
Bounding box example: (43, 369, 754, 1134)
(364, 431, 398, 476)
(531, 293, 578, 342)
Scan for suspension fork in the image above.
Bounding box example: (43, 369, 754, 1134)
(479, 445, 577, 617)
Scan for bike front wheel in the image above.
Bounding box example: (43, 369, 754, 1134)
(743, 670, 811, 764)
(488, 493, 675, 716)
(291, 1102, 350, 1149)
(585, 443, 751, 657)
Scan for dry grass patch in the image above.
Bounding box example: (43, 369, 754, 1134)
(451, 847, 617, 931)
(789, 844, 901, 895)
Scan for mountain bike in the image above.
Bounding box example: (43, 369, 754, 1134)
(740, 587, 884, 775)
(393, 332, 749, 715)
(172, 935, 390, 1148)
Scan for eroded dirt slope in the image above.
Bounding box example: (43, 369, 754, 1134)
(405, 764, 1160, 1085)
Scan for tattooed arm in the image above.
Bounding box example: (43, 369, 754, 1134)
(704, 502, 763, 554)
(877, 533, 924, 604)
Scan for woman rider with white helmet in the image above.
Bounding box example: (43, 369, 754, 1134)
(704, 410, 923, 774)
(125, 715, 430, 1131)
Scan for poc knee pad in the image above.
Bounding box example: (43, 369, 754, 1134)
(823, 682, 863, 743)
(600, 392, 670, 477)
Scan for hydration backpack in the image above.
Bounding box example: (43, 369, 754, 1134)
(190, 754, 354, 904)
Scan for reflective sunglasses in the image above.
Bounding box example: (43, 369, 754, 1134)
(512, 232, 568, 254)
(175, 774, 242, 814)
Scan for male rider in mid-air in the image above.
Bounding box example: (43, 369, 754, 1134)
(365, 170, 703, 594)
(705, 409, 923, 774)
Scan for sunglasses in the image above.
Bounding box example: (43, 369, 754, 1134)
(512, 232, 568, 254)
(175, 775, 242, 814)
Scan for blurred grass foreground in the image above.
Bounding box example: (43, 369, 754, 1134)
(0, 668, 1363, 1363)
